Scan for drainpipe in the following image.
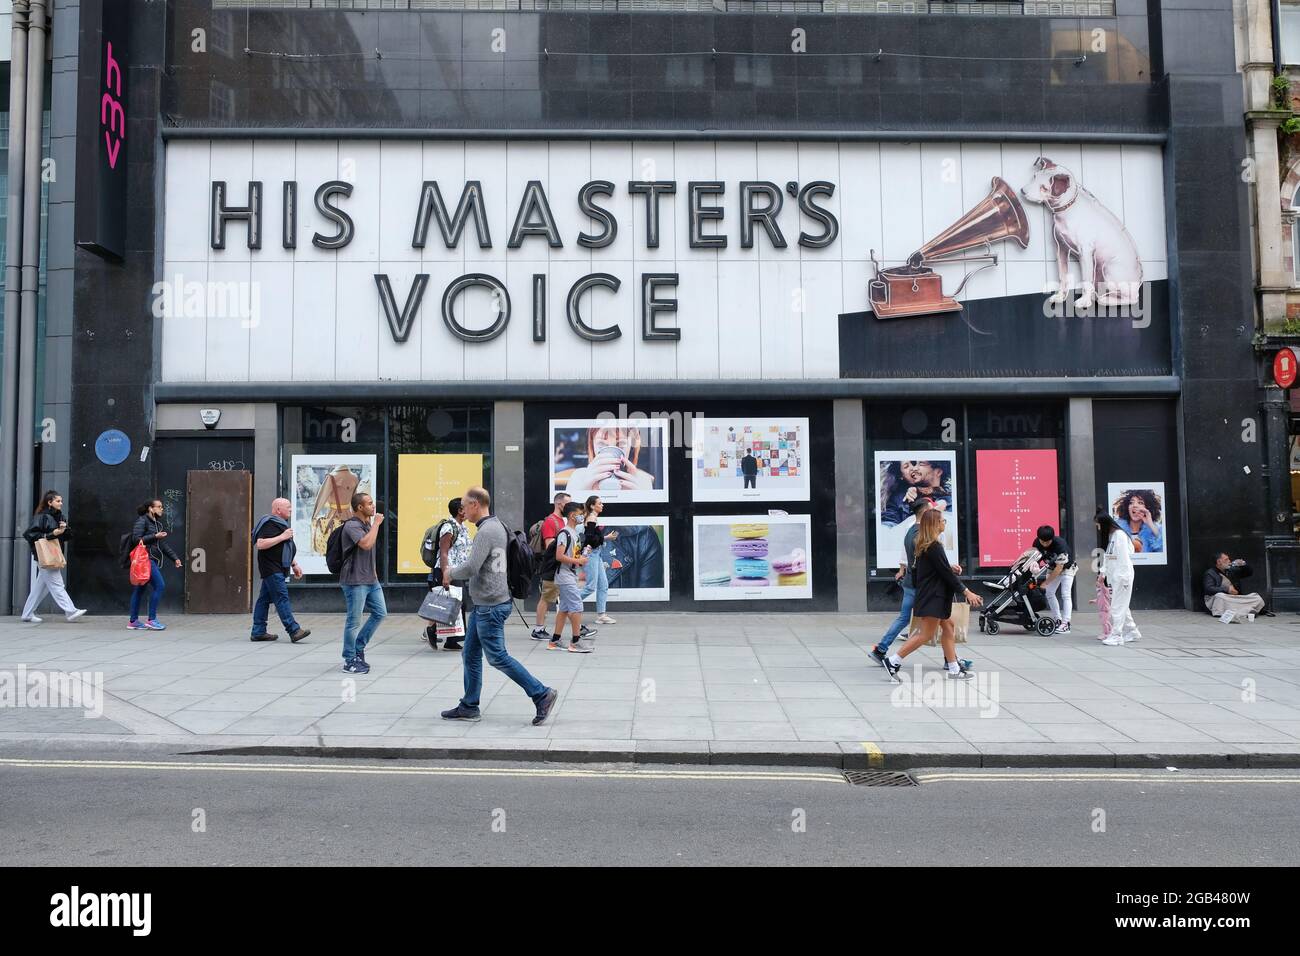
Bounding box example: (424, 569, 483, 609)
(1272, 0, 1284, 75)
(12, 0, 47, 612)
(1, 1, 31, 614)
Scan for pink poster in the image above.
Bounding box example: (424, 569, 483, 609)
(975, 449, 1060, 566)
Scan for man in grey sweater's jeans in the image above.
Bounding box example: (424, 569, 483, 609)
(440, 486, 558, 725)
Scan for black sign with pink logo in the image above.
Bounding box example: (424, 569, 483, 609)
(74, 0, 129, 261)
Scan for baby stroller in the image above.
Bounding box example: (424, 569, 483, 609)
(977, 547, 1056, 636)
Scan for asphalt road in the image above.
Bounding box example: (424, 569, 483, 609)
(1, 752, 1297, 866)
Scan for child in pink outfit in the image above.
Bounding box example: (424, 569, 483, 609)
(1093, 574, 1112, 640)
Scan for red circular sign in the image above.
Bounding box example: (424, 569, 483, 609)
(1275, 348, 1299, 388)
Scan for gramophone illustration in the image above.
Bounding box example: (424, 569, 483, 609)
(868, 176, 1030, 320)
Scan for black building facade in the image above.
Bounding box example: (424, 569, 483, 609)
(45, 0, 1268, 617)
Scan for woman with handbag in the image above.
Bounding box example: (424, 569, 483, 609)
(879, 509, 982, 682)
(128, 499, 182, 631)
(20, 491, 87, 623)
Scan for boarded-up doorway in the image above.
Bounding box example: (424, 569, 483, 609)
(185, 470, 252, 613)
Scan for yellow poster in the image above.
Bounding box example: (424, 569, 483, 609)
(396, 453, 484, 574)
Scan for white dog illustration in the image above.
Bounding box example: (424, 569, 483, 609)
(1020, 157, 1142, 308)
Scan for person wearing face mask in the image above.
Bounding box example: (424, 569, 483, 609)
(580, 495, 619, 626)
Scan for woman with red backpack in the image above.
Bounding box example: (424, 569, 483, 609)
(127, 499, 182, 631)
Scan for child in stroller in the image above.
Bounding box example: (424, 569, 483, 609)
(978, 547, 1057, 636)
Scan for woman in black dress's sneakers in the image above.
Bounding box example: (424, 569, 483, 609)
(880, 509, 983, 682)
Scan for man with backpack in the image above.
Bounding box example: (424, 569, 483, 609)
(333, 492, 386, 674)
(530, 492, 570, 642)
(441, 486, 558, 726)
(250, 497, 310, 644)
(421, 498, 469, 651)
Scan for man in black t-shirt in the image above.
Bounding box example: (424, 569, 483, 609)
(1034, 525, 1076, 635)
(741, 451, 759, 490)
(251, 498, 310, 644)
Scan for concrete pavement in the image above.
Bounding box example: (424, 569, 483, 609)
(2, 608, 1299, 768)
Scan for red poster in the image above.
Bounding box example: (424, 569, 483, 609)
(975, 449, 1059, 566)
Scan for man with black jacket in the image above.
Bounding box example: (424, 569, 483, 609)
(1202, 553, 1270, 620)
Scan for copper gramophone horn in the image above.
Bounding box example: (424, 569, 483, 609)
(910, 177, 1030, 268)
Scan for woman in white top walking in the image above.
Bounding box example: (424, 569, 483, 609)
(1097, 508, 1141, 645)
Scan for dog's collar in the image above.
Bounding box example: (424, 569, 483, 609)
(1051, 192, 1078, 212)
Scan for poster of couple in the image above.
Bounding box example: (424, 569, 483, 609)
(874, 452, 958, 570)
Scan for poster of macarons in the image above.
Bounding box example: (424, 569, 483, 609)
(692, 514, 813, 600)
(690, 417, 810, 502)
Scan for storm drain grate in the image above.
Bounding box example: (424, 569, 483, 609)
(842, 771, 918, 787)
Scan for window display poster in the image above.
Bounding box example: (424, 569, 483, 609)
(691, 417, 810, 502)
(874, 451, 958, 570)
(291, 454, 377, 575)
(975, 449, 1060, 566)
(1106, 481, 1168, 566)
(550, 418, 669, 504)
(395, 453, 484, 575)
(693, 514, 813, 600)
(579, 516, 670, 602)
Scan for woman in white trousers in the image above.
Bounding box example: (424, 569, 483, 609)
(1097, 509, 1140, 645)
(20, 490, 87, 623)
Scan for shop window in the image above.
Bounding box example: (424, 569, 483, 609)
(280, 404, 492, 585)
(865, 403, 1068, 577)
(1283, 4, 1300, 66)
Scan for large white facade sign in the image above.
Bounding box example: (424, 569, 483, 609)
(161, 139, 1167, 384)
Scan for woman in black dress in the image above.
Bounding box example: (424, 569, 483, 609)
(880, 509, 982, 681)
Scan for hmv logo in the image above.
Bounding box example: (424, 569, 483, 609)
(100, 42, 125, 170)
(49, 886, 151, 936)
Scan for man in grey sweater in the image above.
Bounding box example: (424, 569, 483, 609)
(440, 486, 558, 725)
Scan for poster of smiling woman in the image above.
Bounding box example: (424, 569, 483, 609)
(1106, 482, 1168, 566)
(874, 451, 959, 570)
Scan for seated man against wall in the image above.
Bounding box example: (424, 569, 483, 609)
(1202, 553, 1272, 620)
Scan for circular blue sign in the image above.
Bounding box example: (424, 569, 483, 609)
(95, 429, 131, 466)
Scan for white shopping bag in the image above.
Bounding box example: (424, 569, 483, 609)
(436, 586, 465, 639)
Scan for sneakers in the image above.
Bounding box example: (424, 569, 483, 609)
(250, 633, 279, 642)
(1055, 621, 1071, 634)
(1101, 634, 1124, 646)
(867, 646, 885, 665)
(66, 609, 87, 622)
(531, 627, 551, 642)
(596, 614, 616, 625)
(440, 703, 482, 721)
(880, 656, 902, 682)
(126, 620, 147, 630)
(532, 687, 558, 725)
(567, 640, 594, 654)
(342, 658, 370, 674)
(443, 641, 463, 651)
(578, 624, 598, 639)
(1123, 632, 1140, 643)
(290, 628, 311, 643)
(958, 658, 974, 672)
(946, 667, 975, 680)
(144, 619, 166, 631)
(20, 615, 41, 623)
(546, 640, 565, 650)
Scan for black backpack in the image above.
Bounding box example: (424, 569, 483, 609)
(325, 519, 359, 576)
(499, 518, 537, 600)
(117, 532, 136, 570)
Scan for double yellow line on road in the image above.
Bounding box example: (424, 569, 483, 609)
(0, 756, 845, 785)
